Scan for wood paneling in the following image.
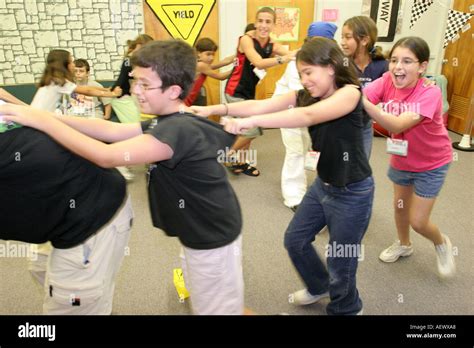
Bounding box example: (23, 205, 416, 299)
(442, 0, 474, 135)
(247, 0, 315, 100)
(143, 1, 221, 120)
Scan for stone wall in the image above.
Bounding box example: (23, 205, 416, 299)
(0, 0, 144, 85)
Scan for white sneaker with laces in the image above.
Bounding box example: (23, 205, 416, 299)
(290, 289, 330, 306)
(379, 240, 413, 263)
(435, 234, 456, 278)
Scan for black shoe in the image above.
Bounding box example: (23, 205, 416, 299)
(289, 205, 299, 213)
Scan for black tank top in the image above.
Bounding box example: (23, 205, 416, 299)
(296, 88, 372, 187)
(225, 36, 273, 100)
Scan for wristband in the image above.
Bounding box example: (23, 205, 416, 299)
(223, 103, 228, 116)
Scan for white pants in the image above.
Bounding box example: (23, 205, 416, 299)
(180, 235, 244, 315)
(280, 127, 311, 207)
(29, 196, 133, 315)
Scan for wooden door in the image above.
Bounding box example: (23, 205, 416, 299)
(442, 0, 474, 135)
(143, 1, 221, 120)
(247, 0, 315, 100)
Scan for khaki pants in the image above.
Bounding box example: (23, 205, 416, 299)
(180, 235, 244, 315)
(29, 196, 133, 315)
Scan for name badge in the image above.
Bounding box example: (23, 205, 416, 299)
(304, 151, 320, 171)
(386, 138, 408, 156)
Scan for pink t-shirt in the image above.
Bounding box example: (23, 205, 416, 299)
(364, 72, 452, 172)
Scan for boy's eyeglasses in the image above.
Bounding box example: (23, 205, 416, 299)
(389, 58, 419, 67)
(131, 80, 162, 92)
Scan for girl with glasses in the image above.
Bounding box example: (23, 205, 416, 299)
(363, 36, 455, 279)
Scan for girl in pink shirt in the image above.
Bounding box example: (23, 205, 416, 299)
(363, 36, 455, 279)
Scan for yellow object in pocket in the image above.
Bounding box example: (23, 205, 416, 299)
(173, 268, 190, 301)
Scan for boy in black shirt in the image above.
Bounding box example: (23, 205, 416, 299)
(0, 111, 133, 314)
(0, 40, 243, 315)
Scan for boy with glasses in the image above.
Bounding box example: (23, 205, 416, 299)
(0, 40, 244, 315)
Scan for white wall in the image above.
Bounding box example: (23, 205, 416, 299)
(314, 0, 364, 42)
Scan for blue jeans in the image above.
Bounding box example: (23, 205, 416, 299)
(284, 176, 374, 315)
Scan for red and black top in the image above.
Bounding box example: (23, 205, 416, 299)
(225, 35, 273, 100)
(184, 73, 207, 106)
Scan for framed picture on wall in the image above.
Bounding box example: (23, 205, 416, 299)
(369, 0, 401, 42)
(259, 6, 300, 42)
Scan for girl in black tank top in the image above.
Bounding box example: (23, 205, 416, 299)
(191, 38, 374, 315)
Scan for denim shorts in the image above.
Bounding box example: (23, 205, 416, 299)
(387, 164, 449, 198)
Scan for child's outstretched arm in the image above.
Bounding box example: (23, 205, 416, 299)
(241, 36, 295, 69)
(224, 85, 360, 133)
(188, 91, 296, 118)
(75, 85, 122, 98)
(0, 103, 172, 168)
(210, 54, 235, 70)
(198, 62, 232, 81)
(363, 97, 422, 134)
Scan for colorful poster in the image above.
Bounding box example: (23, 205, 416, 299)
(269, 7, 300, 42)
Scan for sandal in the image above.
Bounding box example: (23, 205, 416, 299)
(225, 162, 260, 176)
(242, 163, 260, 177)
(225, 162, 248, 175)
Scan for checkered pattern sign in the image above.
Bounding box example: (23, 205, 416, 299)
(410, 0, 434, 28)
(443, 9, 473, 48)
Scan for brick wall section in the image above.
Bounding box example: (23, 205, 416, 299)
(0, 0, 144, 85)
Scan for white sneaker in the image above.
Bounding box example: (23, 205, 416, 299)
(435, 234, 456, 278)
(379, 240, 413, 263)
(117, 166, 135, 181)
(290, 289, 330, 306)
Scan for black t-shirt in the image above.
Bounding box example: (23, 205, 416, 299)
(112, 58, 132, 96)
(142, 113, 242, 250)
(0, 127, 126, 248)
(357, 59, 389, 126)
(296, 89, 372, 187)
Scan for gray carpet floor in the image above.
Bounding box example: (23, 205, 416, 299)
(1, 130, 472, 315)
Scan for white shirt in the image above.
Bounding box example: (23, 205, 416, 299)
(31, 80, 77, 112)
(273, 61, 303, 97)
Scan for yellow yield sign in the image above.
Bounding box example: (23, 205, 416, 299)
(146, 0, 216, 46)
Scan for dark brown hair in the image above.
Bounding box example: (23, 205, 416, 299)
(74, 58, 90, 72)
(256, 7, 275, 22)
(389, 36, 430, 63)
(343, 16, 385, 60)
(297, 37, 360, 89)
(131, 39, 196, 99)
(125, 34, 154, 57)
(39, 49, 74, 87)
(195, 38, 218, 53)
(245, 23, 256, 33)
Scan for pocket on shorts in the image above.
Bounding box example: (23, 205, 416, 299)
(46, 279, 104, 309)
